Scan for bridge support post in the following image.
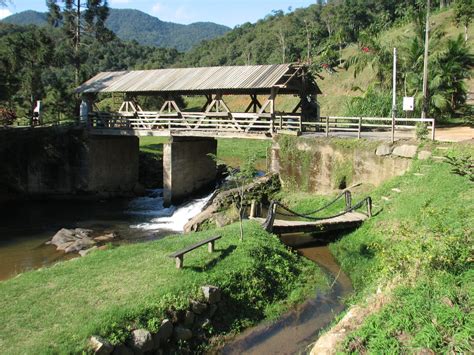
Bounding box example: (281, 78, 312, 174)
(163, 136, 217, 206)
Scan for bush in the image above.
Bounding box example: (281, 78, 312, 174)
(343, 87, 395, 117)
(0, 107, 16, 126)
(416, 122, 429, 140)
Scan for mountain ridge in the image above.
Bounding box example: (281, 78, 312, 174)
(1, 8, 230, 52)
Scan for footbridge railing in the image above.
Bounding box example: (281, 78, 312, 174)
(302, 116, 436, 140)
(89, 111, 300, 134)
(262, 190, 372, 233)
(88, 112, 435, 140)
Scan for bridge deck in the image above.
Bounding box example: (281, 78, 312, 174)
(253, 211, 368, 234)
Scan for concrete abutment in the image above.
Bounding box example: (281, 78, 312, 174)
(163, 137, 217, 206)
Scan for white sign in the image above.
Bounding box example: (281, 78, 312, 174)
(403, 97, 415, 111)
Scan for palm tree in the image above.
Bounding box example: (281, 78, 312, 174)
(403, 34, 473, 117)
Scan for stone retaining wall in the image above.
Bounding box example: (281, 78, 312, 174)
(90, 285, 224, 354)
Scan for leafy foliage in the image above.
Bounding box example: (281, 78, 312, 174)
(453, 0, 474, 40)
(0, 23, 181, 123)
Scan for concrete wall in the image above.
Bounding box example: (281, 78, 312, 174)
(0, 127, 139, 202)
(272, 137, 413, 194)
(163, 137, 217, 205)
(87, 136, 139, 193)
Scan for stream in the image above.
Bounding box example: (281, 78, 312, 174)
(220, 233, 353, 355)
(0, 190, 352, 355)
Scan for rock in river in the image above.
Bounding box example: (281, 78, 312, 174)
(48, 228, 96, 254)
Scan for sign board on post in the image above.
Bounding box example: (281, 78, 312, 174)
(403, 97, 415, 111)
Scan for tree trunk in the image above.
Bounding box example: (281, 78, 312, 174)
(75, 0, 81, 87)
(465, 25, 468, 42)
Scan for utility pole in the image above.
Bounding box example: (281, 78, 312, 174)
(421, 0, 430, 119)
(392, 47, 397, 143)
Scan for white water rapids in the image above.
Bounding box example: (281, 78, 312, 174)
(128, 189, 214, 232)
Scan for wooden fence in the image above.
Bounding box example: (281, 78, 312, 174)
(88, 112, 436, 140)
(304, 116, 436, 140)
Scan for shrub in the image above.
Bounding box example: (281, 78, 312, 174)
(0, 107, 16, 126)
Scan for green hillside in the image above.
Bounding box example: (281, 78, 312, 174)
(318, 9, 474, 116)
(179, 5, 473, 119)
(1, 9, 230, 52)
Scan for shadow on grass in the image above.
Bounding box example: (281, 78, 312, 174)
(187, 245, 237, 272)
(142, 144, 164, 154)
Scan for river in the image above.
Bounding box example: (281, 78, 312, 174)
(0, 189, 213, 281)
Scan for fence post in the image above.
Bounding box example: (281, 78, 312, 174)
(431, 119, 436, 141)
(325, 116, 329, 137)
(366, 197, 372, 218)
(391, 117, 395, 143)
(345, 190, 352, 211)
(358, 117, 362, 139)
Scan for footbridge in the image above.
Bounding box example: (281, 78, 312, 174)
(76, 64, 321, 140)
(75, 64, 320, 204)
(257, 191, 372, 234)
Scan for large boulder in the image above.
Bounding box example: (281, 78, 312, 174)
(191, 300, 207, 314)
(93, 232, 118, 243)
(392, 145, 418, 158)
(79, 246, 98, 257)
(48, 228, 96, 254)
(173, 326, 193, 341)
(375, 144, 392, 156)
(153, 319, 173, 348)
(201, 285, 221, 304)
(89, 336, 114, 355)
(126, 329, 154, 353)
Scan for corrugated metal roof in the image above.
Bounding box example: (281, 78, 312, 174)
(76, 64, 302, 94)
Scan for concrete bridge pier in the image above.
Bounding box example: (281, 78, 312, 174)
(163, 137, 217, 206)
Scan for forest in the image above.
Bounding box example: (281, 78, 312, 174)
(0, 0, 472, 124)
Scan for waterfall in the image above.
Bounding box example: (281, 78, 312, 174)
(128, 189, 214, 232)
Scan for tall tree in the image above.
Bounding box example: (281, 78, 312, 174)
(453, 0, 473, 41)
(46, 0, 113, 86)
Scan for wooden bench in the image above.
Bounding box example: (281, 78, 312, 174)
(169, 236, 221, 269)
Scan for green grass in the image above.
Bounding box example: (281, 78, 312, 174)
(272, 142, 474, 354)
(277, 143, 473, 353)
(0, 222, 326, 354)
(139, 136, 272, 170)
(139, 136, 169, 154)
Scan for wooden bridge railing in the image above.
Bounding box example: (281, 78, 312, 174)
(88, 112, 435, 140)
(303, 116, 436, 140)
(89, 111, 304, 134)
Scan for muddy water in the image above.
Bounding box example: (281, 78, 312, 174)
(0, 190, 214, 281)
(221, 233, 353, 355)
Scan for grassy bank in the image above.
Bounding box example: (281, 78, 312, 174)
(139, 136, 271, 170)
(279, 143, 473, 353)
(0, 222, 326, 354)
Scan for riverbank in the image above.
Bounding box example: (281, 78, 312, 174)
(280, 142, 473, 353)
(0, 222, 327, 354)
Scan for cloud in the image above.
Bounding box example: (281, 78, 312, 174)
(110, 0, 130, 4)
(151, 2, 162, 15)
(0, 8, 12, 20)
(174, 6, 192, 22)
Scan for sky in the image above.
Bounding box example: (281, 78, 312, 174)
(0, 0, 316, 27)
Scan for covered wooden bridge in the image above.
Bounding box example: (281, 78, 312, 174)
(76, 64, 321, 138)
